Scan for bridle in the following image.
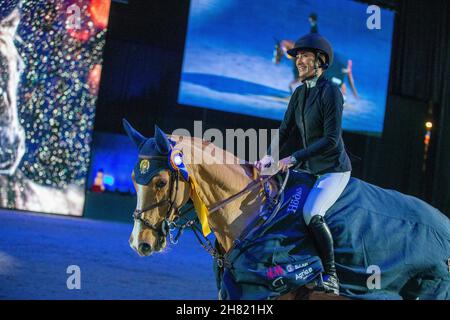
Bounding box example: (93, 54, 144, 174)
(132, 160, 282, 255)
(132, 170, 182, 240)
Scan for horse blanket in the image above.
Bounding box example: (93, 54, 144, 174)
(213, 170, 450, 300)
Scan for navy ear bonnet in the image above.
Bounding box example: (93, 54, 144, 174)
(123, 119, 189, 185)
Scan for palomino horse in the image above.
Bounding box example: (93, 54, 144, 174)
(124, 120, 450, 300)
(0, 8, 25, 175)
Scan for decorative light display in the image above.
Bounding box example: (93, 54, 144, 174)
(0, 0, 111, 215)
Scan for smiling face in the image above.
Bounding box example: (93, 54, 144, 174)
(128, 168, 190, 256)
(295, 50, 325, 81)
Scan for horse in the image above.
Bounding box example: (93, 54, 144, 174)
(124, 120, 450, 300)
(0, 8, 25, 175)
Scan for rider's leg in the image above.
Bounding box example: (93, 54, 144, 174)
(303, 171, 351, 294)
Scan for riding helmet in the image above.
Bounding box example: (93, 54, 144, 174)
(287, 33, 334, 68)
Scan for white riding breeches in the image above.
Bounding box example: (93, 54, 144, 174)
(303, 171, 351, 226)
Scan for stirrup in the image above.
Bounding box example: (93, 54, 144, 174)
(312, 273, 340, 295)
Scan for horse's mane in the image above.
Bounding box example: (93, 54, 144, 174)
(169, 134, 255, 187)
(169, 135, 243, 165)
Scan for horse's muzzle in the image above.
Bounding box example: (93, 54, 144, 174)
(138, 242, 152, 256)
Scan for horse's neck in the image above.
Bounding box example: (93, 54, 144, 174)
(174, 137, 271, 252)
(188, 162, 265, 253)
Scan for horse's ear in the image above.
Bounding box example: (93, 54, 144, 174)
(0, 8, 20, 37)
(123, 119, 146, 150)
(154, 125, 172, 155)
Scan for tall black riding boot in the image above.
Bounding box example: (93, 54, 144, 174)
(308, 215, 340, 295)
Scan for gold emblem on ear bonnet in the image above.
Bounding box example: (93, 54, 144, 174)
(139, 159, 150, 174)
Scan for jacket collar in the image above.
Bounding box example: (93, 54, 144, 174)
(300, 73, 327, 112)
(304, 72, 326, 87)
(304, 74, 320, 88)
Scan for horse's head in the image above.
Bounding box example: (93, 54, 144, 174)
(123, 120, 192, 256)
(0, 7, 25, 175)
(0, 7, 22, 118)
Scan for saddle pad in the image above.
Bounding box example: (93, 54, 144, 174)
(213, 170, 324, 300)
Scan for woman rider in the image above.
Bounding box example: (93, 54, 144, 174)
(255, 33, 352, 295)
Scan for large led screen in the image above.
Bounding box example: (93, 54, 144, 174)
(179, 0, 394, 135)
(0, 0, 111, 216)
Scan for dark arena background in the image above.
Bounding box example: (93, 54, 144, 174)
(0, 0, 449, 303)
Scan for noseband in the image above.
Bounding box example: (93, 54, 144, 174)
(132, 170, 181, 239)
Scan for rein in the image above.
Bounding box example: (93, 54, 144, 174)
(207, 171, 274, 214)
(132, 161, 283, 261)
(189, 170, 290, 268)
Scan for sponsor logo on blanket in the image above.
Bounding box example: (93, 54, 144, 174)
(266, 265, 285, 280)
(286, 263, 309, 273)
(287, 187, 303, 214)
(271, 277, 287, 290)
(295, 267, 314, 281)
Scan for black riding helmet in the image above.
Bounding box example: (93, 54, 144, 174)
(287, 33, 334, 69)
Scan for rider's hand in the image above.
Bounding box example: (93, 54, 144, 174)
(278, 156, 296, 173)
(254, 155, 275, 175)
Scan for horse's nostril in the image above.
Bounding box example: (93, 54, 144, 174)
(138, 242, 151, 254)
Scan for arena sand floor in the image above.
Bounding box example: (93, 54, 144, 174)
(0, 209, 217, 299)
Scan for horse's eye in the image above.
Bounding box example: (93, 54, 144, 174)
(156, 180, 167, 189)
